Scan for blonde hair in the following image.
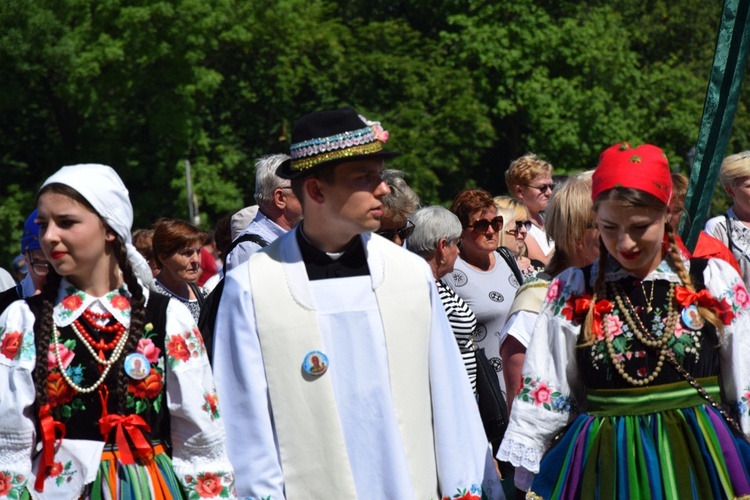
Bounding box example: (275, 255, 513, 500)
(581, 187, 724, 345)
(545, 171, 594, 277)
(505, 153, 553, 197)
(719, 151, 750, 190)
(493, 196, 529, 249)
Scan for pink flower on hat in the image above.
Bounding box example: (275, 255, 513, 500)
(359, 114, 389, 143)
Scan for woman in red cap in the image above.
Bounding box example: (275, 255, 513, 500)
(498, 143, 750, 499)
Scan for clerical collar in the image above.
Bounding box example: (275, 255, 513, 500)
(296, 225, 370, 280)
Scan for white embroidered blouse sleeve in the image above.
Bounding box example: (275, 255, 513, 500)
(0, 301, 38, 496)
(211, 265, 284, 500)
(497, 267, 587, 473)
(703, 258, 750, 437)
(163, 299, 237, 498)
(427, 268, 503, 500)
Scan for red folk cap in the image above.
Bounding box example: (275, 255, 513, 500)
(592, 143, 672, 205)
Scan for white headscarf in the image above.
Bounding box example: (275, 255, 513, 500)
(40, 164, 154, 289)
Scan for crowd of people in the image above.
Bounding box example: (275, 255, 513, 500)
(0, 106, 749, 499)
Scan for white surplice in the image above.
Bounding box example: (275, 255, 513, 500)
(213, 230, 504, 500)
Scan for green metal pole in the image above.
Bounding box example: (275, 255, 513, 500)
(681, 0, 750, 250)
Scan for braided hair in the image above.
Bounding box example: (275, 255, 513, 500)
(31, 269, 63, 414)
(111, 234, 147, 414)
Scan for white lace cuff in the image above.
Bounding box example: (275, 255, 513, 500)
(496, 436, 543, 474)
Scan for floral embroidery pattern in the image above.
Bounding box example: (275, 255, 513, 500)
(58, 291, 85, 320)
(0, 328, 34, 362)
(166, 328, 206, 369)
(0, 470, 27, 498)
(202, 390, 220, 421)
(442, 484, 483, 500)
(587, 301, 704, 381)
(46, 338, 86, 419)
(49, 460, 77, 486)
(183, 471, 234, 499)
(127, 336, 165, 415)
(518, 377, 571, 413)
(738, 388, 750, 417)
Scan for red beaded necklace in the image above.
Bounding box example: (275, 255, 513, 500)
(74, 310, 126, 354)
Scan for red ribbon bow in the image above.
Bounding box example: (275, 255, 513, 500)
(98, 413, 153, 465)
(571, 296, 613, 338)
(674, 286, 715, 308)
(35, 405, 66, 492)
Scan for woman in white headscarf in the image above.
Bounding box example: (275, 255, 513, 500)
(0, 164, 236, 498)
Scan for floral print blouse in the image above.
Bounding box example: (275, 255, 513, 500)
(0, 279, 236, 498)
(497, 256, 750, 474)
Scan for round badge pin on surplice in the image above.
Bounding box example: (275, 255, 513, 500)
(302, 350, 329, 377)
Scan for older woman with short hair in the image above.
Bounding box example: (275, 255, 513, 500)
(152, 217, 207, 323)
(506, 153, 555, 265)
(407, 205, 476, 390)
(376, 169, 420, 246)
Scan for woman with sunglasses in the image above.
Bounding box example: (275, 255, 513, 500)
(444, 189, 521, 443)
(494, 196, 545, 282)
(375, 169, 420, 246)
(506, 153, 555, 267)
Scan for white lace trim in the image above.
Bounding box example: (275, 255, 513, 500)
(496, 437, 543, 474)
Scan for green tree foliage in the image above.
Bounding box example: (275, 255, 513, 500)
(0, 0, 747, 269)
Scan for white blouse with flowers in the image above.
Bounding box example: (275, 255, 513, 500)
(497, 256, 750, 473)
(0, 279, 236, 498)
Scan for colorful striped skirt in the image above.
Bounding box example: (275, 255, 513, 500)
(86, 443, 185, 500)
(529, 378, 750, 499)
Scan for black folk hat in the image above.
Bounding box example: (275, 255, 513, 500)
(278, 107, 401, 179)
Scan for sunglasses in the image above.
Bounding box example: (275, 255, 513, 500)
(467, 216, 503, 234)
(376, 219, 415, 241)
(506, 220, 533, 235)
(524, 183, 556, 194)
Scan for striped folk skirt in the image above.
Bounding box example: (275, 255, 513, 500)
(529, 378, 750, 499)
(87, 443, 184, 500)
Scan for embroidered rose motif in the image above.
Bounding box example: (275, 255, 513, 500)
(0, 332, 23, 360)
(605, 314, 624, 341)
(61, 294, 83, 311)
(49, 461, 64, 478)
(545, 279, 561, 302)
(167, 335, 190, 363)
(530, 381, 552, 406)
(47, 372, 75, 408)
(673, 319, 688, 339)
(110, 294, 130, 311)
(128, 368, 163, 399)
(47, 343, 75, 371)
(137, 338, 161, 363)
(733, 282, 750, 309)
(195, 472, 224, 498)
(0, 471, 12, 496)
(202, 390, 220, 421)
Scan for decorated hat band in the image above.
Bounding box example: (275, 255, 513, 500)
(289, 126, 383, 173)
